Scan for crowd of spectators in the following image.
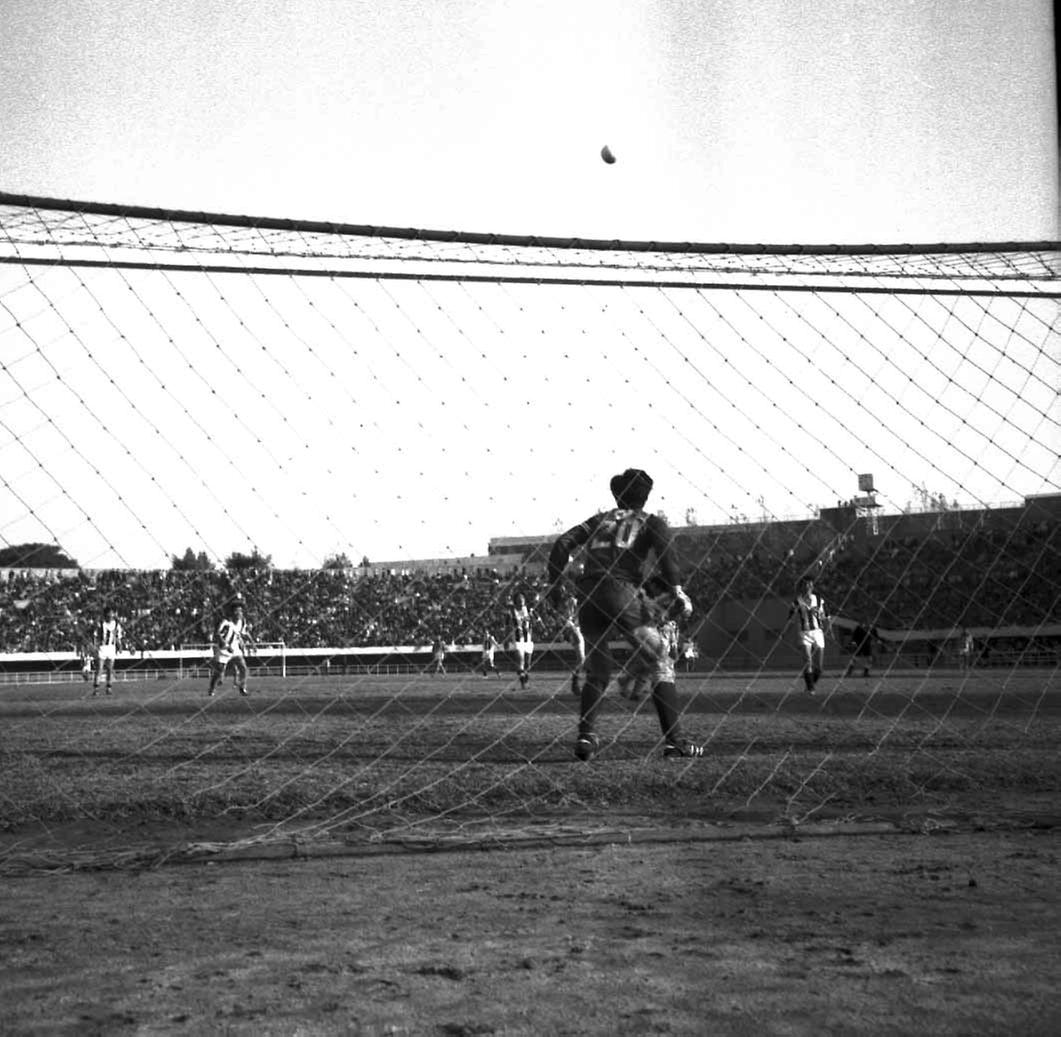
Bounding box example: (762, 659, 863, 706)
(0, 519, 1055, 655)
(817, 523, 1057, 631)
(676, 520, 1057, 634)
(0, 566, 551, 655)
(678, 522, 838, 615)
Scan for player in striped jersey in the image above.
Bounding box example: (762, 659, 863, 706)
(509, 592, 535, 688)
(208, 601, 252, 697)
(788, 576, 830, 692)
(560, 590, 586, 696)
(478, 630, 501, 678)
(616, 584, 696, 759)
(92, 606, 123, 695)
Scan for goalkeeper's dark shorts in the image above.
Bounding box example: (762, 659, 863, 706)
(575, 573, 656, 646)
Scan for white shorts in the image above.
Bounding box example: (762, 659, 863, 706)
(515, 640, 534, 655)
(97, 645, 117, 663)
(799, 629, 825, 651)
(213, 648, 245, 668)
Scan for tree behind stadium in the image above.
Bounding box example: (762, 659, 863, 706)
(0, 543, 78, 568)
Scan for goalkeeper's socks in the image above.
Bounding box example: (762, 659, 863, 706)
(651, 681, 682, 742)
(579, 678, 607, 732)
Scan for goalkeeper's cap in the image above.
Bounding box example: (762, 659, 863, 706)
(610, 468, 653, 509)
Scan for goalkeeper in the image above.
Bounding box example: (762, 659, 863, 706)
(546, 468, 702, 761)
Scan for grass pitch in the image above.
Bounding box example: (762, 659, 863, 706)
(1, 669, 1058, 867)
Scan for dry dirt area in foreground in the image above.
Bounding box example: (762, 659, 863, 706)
(2, 824, 1059, 1035)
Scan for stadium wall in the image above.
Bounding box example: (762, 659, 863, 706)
(3, 622, 1057, 685)
(4, 495, 1052, 587)
(693, 597, 1061, 672)
(357, 553, 529, 578)
(818, 494, 1060, 543)
(0, 643, 595, 682)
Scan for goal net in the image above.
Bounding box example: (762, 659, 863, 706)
(0, 193, 1057, 871)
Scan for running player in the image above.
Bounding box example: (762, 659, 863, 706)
(509, 592, 534, 688)
(617, 587, 695, 756)
(92, 606, 122, 695)
(958, 626, 975, 670)
(207, 600, 252, 697)
(78, 626, 96, 683)
(546, 468, 700, 760)
(559, 590, 586, 696)
(789, 576, 829, 692)
(426, 636, 447, 675)
(644, 608, 693, 750)
(679, 636, 699, 672)
(478, 630, 501, 678)
(845, 619, 880, 678)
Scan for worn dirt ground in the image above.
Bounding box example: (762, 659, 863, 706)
(2, 825, 1059, 1036)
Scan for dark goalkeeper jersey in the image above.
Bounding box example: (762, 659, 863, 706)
(548, 507, 680, 588)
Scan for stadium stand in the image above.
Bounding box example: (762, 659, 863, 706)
(1, 497, 1057, 667)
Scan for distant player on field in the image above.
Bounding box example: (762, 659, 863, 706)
(958, 626, 975, 670)
(78, 628, 96, 683)
(92, 606, 123, 695)
(789, 576, 830, 693)
(478, 630, 501, 678)
(845, 618, 881, 678)
(426, 635, 448, 675)
(208, 600, 252, 697)
(509, 592, 535, 688)
(559, 590, 586, 696)
(546, 468, 701, 761)
(679, 636, 699, 672)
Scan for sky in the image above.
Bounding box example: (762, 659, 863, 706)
(2, 0, 1056, 242)
(0, 0, 1058, 570)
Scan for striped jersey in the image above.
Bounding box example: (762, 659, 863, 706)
(216, 616, 249, 654)
(790, 592, 827, 632)
(510, 602, 532, 642)
(660, 620, 680, 661)
(96, 618, 122, 648)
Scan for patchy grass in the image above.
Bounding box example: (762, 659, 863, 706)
(1, 672, 1057, 844)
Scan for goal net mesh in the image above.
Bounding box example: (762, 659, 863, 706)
(0, 194, 1057, 871)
